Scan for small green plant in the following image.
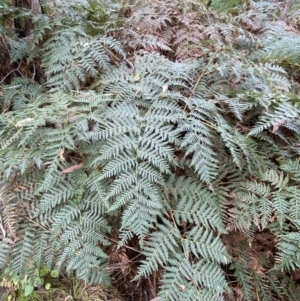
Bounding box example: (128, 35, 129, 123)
(0, 266, 60, 299)
(1, 269, 124, 301)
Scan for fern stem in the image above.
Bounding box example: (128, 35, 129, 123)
(103, 236, 142, 253)
(182, 57, 218, 130)
(24, 216, 48, 231)
(191, 57, 214, 96)
(183, 57, 214, 112)
(153, 270, 157, 294)
(101, 44, 122, 62)
(255, 285, 260, 301)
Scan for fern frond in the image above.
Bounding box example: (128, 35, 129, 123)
(183, 226, 228, 262)
(136, 219, 181, 278)
(276, 232, 300, 271)
(43, 29, 124, 92)
(2, 1, 300, 299)
(0, 238, 12, 271)
(271, 191, 289, 229)
(159, 253, 226, 301)
(9, 229, 35, 279)
(231, 260, 254, 300)
(179, 97, 219, 184)
(170, 177, 225, 233)
(0, 189, 18, 240)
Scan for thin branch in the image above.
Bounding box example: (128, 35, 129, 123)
(0, 62, 22, 84)
(31, 62, 36, 82)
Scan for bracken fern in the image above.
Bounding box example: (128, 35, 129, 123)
(1, 0, 300, 300)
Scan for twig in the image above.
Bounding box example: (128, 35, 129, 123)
(24, 216, 48, 231)
(0, 62, 22, 84)
(101, 44, 122, 62)
(191, 57, 214, 96)
(31, 62, 36, 82)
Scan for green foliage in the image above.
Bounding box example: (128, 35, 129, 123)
(1, 0, 300, 300)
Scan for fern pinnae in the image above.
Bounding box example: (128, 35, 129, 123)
(136, 219, 181, 279)
(183, 226, 228, 263)
(9, 229, 36, 279)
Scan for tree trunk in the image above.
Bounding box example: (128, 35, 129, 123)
(0, 34, 11, 83)
(14, 0, 41, 37)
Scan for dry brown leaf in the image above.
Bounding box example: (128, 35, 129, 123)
(272, 118, 287, 133)
(15, 118, 34, 127)
(61, 163, 83, 174)
(272, 122, 280, 133)
(59, 149, 65, 161)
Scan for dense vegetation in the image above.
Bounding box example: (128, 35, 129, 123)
(1, 0, 300, 300)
